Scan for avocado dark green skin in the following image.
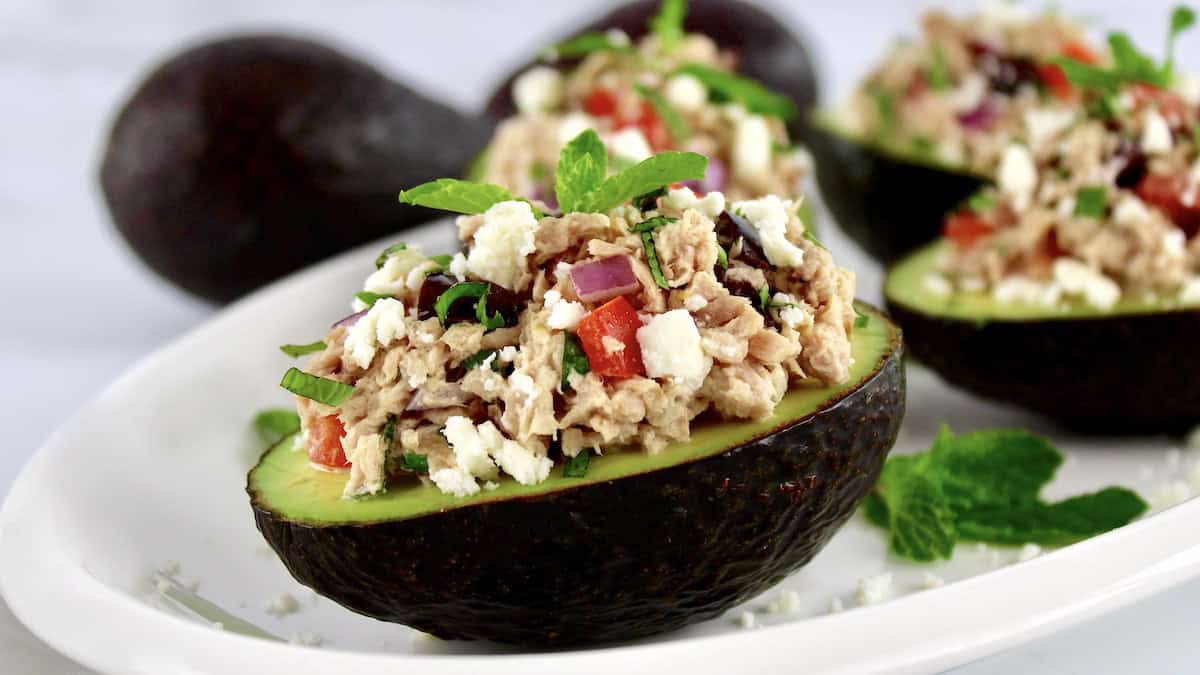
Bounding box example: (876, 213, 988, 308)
(886, 300, 1200, 433)
(808, 126, 985, 263)
(251, 334, 904, 647)
(484, 0, 820, 139)
(100, 35, 492, 304)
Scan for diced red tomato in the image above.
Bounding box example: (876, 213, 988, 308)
(627, 101, 672, 150)
(943, 211, 994, 250)
(576, 296, 646, 379)
(1134, 172, 1200, 237)
(1063, 40, 1100, 65)
(584, 88, 619, 117)
(1037, 63, 1074, 100)
(308, 415, 350, 469)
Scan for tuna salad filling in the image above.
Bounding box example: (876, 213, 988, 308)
(840, 4, 1099, 173)
(280, 135, 855, 499)
(481, 0, 808, 204)
(926, 7, 1200, 309)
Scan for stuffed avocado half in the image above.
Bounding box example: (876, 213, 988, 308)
(250, 132, 905, 645)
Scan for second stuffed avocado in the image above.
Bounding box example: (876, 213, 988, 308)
(809, 6, 1103, 262)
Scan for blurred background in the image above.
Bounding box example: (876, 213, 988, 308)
(1, 0, 1198, 672)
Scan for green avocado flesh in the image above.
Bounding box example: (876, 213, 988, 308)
(810, 110, 987, 179)
(887, 240, 1200, 321)
(249, 303, 896, 526)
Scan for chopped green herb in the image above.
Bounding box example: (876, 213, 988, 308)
(399, 179, 531, 216)
(381, 415, 396, 449)
(967, 191, 996, 213)
(577, 151, 707, 213)
(872, 89, 897, 139)
(400, 453, 429, 473)
(428, 254, 453, 272)
(1192, 124, 1200, 149)
(648, 0, 687, 52)
(911, 136, 935, 157)
(543, 32, 633, 60)
(279, 368, 354, 406)
(556, 129, 608, 214)
(635, 83, 691, 143)
(864, 425, 1148, 561)
(374, 243, 407, 269)
(803, 228, 826, 250)
(253, 409, 301, 445)
(853, 305, 870, 328)
(563, 449, 591, 478)
(475, 292, 507, 330)
(433, 281, 489, 325)
(927, 43, 951, 91)
(631, 215, 676, 232)
(674, 63, 797, 120)
(561, 333, 591, 390)
(1073, 185, 1108, 219)
(757, 284, 771, 312)
(461, 349, 498, 371)
(1166, 6, 1197, 77)
(715, 244, 729, 269)
(354, 292, 390, 309)
(1055, 8, 1197, 94)
(641, 231, 670, 289)
(633, 186, 668, 211)
(279, 341, 327, 358)
(771, 140, 794, 155)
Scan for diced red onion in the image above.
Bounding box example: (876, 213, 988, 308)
(957, 98, 998, 130)
(332, 309, 367, 329)
(530, 184, 559, 211)
(569, 256, 641, 303)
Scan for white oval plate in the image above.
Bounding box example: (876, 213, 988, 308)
(2, 219, 1199, 675)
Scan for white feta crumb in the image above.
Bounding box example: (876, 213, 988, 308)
(1141, 109, 1173, 155)
(289, 632, 324, 647)
(663, 186, 726, 220)
(608, 128, 653, 163)
(449, 252, 468, 281)
(266, 593, 300, 617)
(855, 572, 893, 606)
(343, 298, 407, 369)
(730, 195, 805, 267)
(497, 346, 518, 362)
(1163, 230, 1187, 259)
(664, 73, 708, 111)
(404, 260, 439, 292)
(1017, 543, 1043, 562)
(922, 273, 954, 298)
(1024, 108, 1076, 151)
(1052, 258, 1120, 310)
(545, 293, 588, 330)
(946, 73, 987, 113)
(467, 200, 539, 290)
(636, 309, 713, 392)
(513, 66, 563, 115)
(684, 293, 708, 312)
(771, 292, 809, 329)
(735, 611, 757, 629)
(605, 28, 631, 47)
(408, 372, 427, 388)
(1113, 196, 1152, 227)
(429, 466, 480, 498)
(920, 573, 945, 589)
(483, 481, 500, 491)
(764, 590, 800, 615)
(1180, 277, 1200, 305)
(558, 112, 597, 147)
(1056, 196, 1077, 218)
(1151, 481, 1192, 510)
(363, 246, 426, 296)
(732, 114, 773, 179)
(492, 439, 553, 486)
(444, 416, 501, 482)
(997, 144, 1037, 211)
(993, 276, 1061, 307)
(829, 596, 845, 614)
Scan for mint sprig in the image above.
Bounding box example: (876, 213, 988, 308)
(578, 150, 707, 212)
(864, 426, 1148, 562)
(543, 32, 633, 60)
(1054, 6, 1196, 93)
(399, 179, 528, 216)
(556, 129, 607, 213)
(675, 63, 797, 121)
(649, 0, 687, 52)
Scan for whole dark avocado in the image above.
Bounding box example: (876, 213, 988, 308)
(807, 115, 987, 263)
(483, 0, 820, 139)
(100, 35, 492, 303)
(886, 241, 1200, 433)
(249, 305, 904, 646)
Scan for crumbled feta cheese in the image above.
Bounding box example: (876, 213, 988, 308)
(449, 252, 468, 281)
(1017, 543, 1042, 562)
(429, 466, 480, 498)
(664, 73, 708, 111)
(1113, 196, 1152, 227)
(722, 103, 747, 122)
(829, 596, 845, 614)
(732, 114, 772, 179)
(731, 195, 805, 267)
(765, 590, 800, 614)
(509, 371, 538, 397)
(558, 112, 596, 147)
(1179, 277, 1200, 304)
(439, 417, 502, 497)
(492, 438, 553, 486)
(946, 73, 987, 113)
(684, 293, 708, 312)
(1056, 196, 1076, 218)
(993, 276, 1061, 307)
(663, 186, 726, 220)
(855, 572, 893, 606)
(513, 66, 563, 115)
(605, 28, 631, 47)
(343, 298, 407, 369)
(735, 611, 757, 629)
(1141, 109, 1173, 155)
(1150, 480, 1192, 510)
(1052, 258, 1120, 310)
(920, 573, 945, 589)
(363, 246, 426, 295)
(997, 144, 1037, 211)
(544, 290, 587, 330)
(608, 128, 653, 163)
(266, 593, 300, 617)
(467, 200, 539, 290)
(636, 310, 713, 391)
(772, 292, 809, 329)
(922, 273, 953, 298)
(497, 345, 518, 362)
(1024, 108, 1076, 151)
(405, 259, 439, 292)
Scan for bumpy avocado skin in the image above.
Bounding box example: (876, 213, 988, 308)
(887, 301, 1200, 432)
(484, 0, 819, 139)
(808, 126, 984, 263)
(100, 36, 491, 304)
(252, 340, 903, 646)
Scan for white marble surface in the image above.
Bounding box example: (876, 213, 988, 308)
(0, 0, 1197, 673)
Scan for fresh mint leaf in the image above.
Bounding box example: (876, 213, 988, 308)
(578, 151, 707, 213)
(929, 426, 1061, 512)
(564, 449, 592, 478)
(561, 333, 591, 391)
(635, 82, 691, 143)
(556, 129, 607, 213)
(253, 409, 301, 445)
(1074, 185, 1108, 219)
(399, 179, 522, 215)
(675, 63, 797, 120)
(874, 456, 957, 562)
(461, 349, 498, 371)
(544, 32, 632, 60)
(715, 244, 729, 269)
(649, 0, 687, 51)
(641, 231, 671, 289)
(1165, 6, 1197, 77)
(279, 341, 327, 358)
(956, 487, 1148, 546)
(1108, 32, 1164, 86)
